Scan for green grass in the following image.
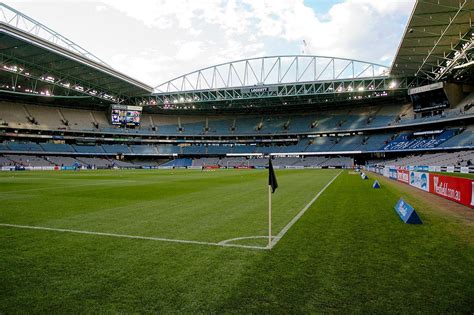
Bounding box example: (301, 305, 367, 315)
(0, 169, 472, 313)
(0, 169, 339, 246)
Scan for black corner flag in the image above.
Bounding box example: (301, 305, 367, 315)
(268, 159, 278, 193)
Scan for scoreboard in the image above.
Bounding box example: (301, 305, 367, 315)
(110, 105, 142, 126)
(408, 82, 449, 113)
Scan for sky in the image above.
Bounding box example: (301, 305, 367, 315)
(3, 0, 415, 87)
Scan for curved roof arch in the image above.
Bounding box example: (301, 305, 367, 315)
(154, 55, 390, 93)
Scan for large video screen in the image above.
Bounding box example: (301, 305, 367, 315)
(110, 105, 142, 126)
(409, 83, 449, 113)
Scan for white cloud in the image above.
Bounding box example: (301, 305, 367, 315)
(175, 41, 204, 61)
(3, 0, 415, 86)
(95, 4, 107, 12)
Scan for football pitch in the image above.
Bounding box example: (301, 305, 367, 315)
(0, 169, 473, 313)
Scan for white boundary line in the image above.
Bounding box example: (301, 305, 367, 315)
(218, 235, 280, 245)
(270, 170, 343, 249)
(0, 223, 267, 250)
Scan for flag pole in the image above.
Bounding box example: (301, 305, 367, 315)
(268, 184, 272, 248)
(268, 158, 277, 249)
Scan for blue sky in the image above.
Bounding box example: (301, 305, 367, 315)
(4, 0, 415, 86)
(304, 0, 344, 15)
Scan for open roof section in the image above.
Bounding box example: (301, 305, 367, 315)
(390, 0, 473, 81)
(0, 3, 153, 102)
(145, 55, 422, 112)
(154, 55, 390, 93)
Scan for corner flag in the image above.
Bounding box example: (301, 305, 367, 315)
(268, 159, 278, 193)
(267, 158, 278, 249)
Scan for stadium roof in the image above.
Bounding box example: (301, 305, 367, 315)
(391, 0, 474, 81)
(154, 55, 390, 93)
(143, 55, 423, 111)
(0, 3, 153, 102)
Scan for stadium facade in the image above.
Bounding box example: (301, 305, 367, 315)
(0, 1, 473, 170)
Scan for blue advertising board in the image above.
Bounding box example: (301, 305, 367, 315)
(413, 165, 429, 172)
(388, 168, 397, 180)
(409, 171, 430, 192)
(394, 198, 422, 224)
(61, 166, 76, 171)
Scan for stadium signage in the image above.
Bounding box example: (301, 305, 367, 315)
(394, 198, 422, 224)
(397, 170, 409, 183)
(409, 171, 429, 192)
(187, 166, 203, 170)
(412, 166, 429, 172)
(413, 130, 443, 136)
(241, 86, 278, 93)
(111, 104, 142, 111)
(472, 183, 474, 207)
(374, 167, 474, 209)
(408, 82, 443, 95)
(429, 174, 474, 208)
(428, 166, 441, 172)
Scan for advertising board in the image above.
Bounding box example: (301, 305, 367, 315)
(409, 171, 430, 192)
(429, 174, 474, 208)
(397, 169, 409, 183)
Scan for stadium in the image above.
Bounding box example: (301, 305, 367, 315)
(0, 0, 473, 313)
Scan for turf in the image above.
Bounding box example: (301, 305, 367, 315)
(0, 169, 472, 313)
(0, 169, 339, 246)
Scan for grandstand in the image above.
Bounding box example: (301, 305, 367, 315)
(0, 0, 473, 313)
(0, 0, 471, 169)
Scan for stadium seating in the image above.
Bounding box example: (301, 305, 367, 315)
(73, 145, 106, 154)
(188, 156, 354, 168)
(6, 142, 43, 152)
(157, 145, 181, 155)
(111, 160, 138, 168)
(182, 145, 207, 155)
(383, 129, 458, 151)
(160, 158, 192, 167)
(102, 144, 131, 154)
(5, 154, 51, 167)
(76, 157, 112, 168)
(191, 157, 220, 166)
(2, 100, 473, 138)
(40, 143, 75, 152)
(0, 143, 9, 151)
(206, 145, 232, 155)
(130, 145, 158, 155)
(46, 156, 81, 166)
(439, 126, 474, 148)
(232, 145, 255, 154)
(369, 150, 473, 167)
(207, 119, 233, 134)
(0, 99, 472, 164)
